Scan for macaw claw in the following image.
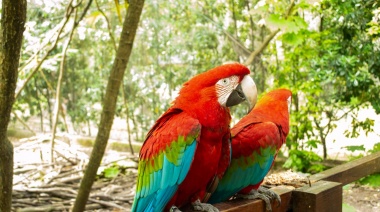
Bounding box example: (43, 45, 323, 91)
(170, 205, 182, 212)
(235, 186, 281, 211)
(192, 199, 219, 212)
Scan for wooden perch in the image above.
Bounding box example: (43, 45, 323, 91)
(212, 151, 380, 211)
(213, 186, 293, 212)
(310, 151, 380, 185)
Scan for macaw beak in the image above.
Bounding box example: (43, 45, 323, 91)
(225, 75, 257, 110)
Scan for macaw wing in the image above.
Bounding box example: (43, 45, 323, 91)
(208, 122, 280, 204)
(132, 108, 200, 212)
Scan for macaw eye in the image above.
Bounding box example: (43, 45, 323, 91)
(215, 75, 240, 107)
(217, 78, 231, 86)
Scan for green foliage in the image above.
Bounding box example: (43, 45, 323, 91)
(14, 0, 380, 175)
(344, 143, 380, 161)
(358, 173, 380, 187)
(76, 138, 95, 147)
(271, 0, 380, 171)
(320, 0, 380, 110)
(97, 164, 124, 179)
(283, 149, 326, 173)
(369, 142, 380, 154)
(367, 7, 380, 36)
(267, 14, 307, 33)
(109, 142, 141, 153)
(343, 145, 366, 152)
(103, 166, 120, 179)
(359, 142, 380, 187)
(342, 203, 356, 212)
(281, 32, 304, 46)
(6, 128, 34, 139)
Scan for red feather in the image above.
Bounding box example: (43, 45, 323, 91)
(233, 88, 291, 194)
(165, 63, 250, 209)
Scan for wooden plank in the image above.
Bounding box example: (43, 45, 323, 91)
(310, 151, 380, 185)
(214, 186, 293, 212)
(292, 180, 342, 212)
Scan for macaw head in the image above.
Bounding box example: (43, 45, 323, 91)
(254, 88, 292, 133)
(174, 63, 257, 119)
(254, 88, 292, 112)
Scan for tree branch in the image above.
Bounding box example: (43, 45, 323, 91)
(11, 111, 36, 135)
(95, 0, 118, 52)
(243, 0, 296, 65)
(72, 0, 145, 211)
(243, 28, 281, 65)
(16, 0, 93, 99)
(74, 0, 94, 28)
(198, 7, 251, 57)
(15, 4, 73, 99)
(50, 4, 77, 163)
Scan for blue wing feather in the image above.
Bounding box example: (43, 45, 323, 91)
(209, 153, 274, 203)
(132, 109, 200, 212)
(179, 142, 196, 182)
(208, 122, 280, 204)
(132, 140, 197, 212)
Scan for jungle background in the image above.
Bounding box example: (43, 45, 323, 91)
(1, 0, 380, 211)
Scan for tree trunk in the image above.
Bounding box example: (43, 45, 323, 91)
(0, 0, 27, 211)
(71, 0, 145, 211)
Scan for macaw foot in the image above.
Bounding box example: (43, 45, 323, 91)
(236, 186, 281, 211)
(192, 199, 219, 212)
(257, 186, 281, 207)
(170, 205, 182, 212)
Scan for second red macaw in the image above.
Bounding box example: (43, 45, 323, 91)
(208, 89, 292, 211)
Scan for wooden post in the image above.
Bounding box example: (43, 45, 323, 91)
(292, 180, 342, 212)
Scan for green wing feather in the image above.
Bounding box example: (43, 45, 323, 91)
(132, 108, 201, 212)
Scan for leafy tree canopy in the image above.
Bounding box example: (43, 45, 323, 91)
(10, 0, 380, 173)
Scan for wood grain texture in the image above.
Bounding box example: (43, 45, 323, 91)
(292, 180, 342, 212)
(310, 151, 380, 185)
(184, 186, 293, 212)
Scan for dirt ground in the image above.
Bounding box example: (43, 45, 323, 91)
(343, 184, 380, 212)
(11, 135, 137, 211)
(9, 134, 380, 212)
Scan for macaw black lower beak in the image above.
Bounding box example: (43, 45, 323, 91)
(225, 75, 257, 110)
(226, 84, 246, 107)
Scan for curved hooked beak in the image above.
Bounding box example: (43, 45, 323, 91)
(225, 75, 257, 111)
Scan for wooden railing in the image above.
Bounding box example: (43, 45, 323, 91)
(211, 151, 380, 212)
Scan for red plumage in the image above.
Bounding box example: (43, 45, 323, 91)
(166, 64, 251, 209)
(206, 89, 291, 207)
(233, 88, 291, 195)
(133, 63, 257, 212)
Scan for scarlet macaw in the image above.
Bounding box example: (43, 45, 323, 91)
(131, 63, 257, 212)
(208, 89, 291, 211)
